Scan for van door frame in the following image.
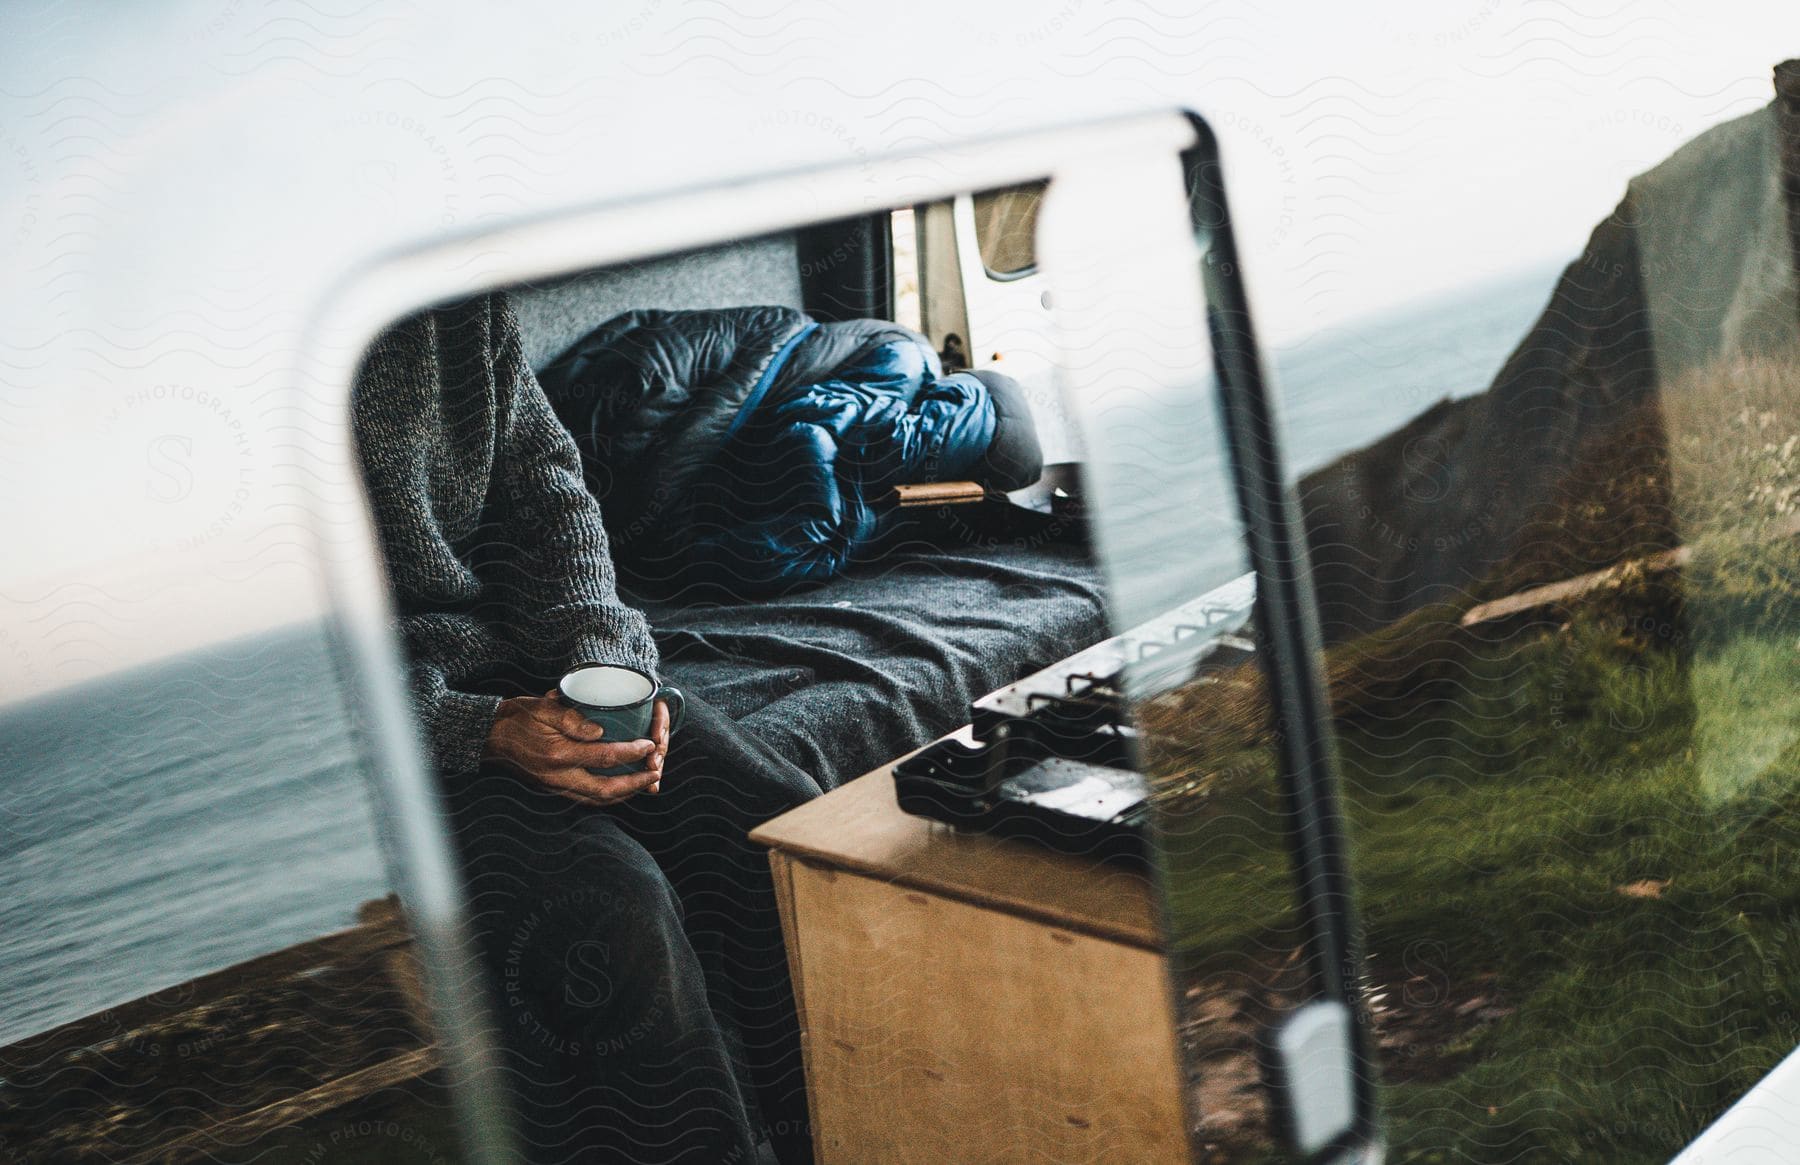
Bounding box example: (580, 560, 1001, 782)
(303, 109, 1211, 1164)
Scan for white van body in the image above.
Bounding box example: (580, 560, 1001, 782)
(5, 5, 1798, 1164)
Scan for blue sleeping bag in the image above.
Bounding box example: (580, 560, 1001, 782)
(537, 306, 1041, 592)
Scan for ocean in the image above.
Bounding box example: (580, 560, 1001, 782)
(0, 625, 388, 1046)
(1273, 262, 1563, 478)
(0, 260, 1561, 1047)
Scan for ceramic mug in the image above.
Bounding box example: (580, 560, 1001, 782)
(555, 663, 685, 776)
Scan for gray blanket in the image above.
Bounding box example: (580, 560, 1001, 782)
(629, 515, 1105, 789)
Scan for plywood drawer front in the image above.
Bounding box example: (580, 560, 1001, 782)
(784, 858, 1188, 1164)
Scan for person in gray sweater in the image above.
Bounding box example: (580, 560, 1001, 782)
(354, 293, 820, 1165)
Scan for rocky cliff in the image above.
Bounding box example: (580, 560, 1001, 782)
(1298, 62, 1800, 643)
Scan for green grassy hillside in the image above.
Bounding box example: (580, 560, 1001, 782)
(1154, 350, 1800, 1162)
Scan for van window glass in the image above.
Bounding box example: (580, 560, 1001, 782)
(972, 181, 1045, 278)
(1314, 90, 1800, 1161)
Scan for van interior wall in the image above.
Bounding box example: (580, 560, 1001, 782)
(796, 214, 892, 324)
(510, 215, 894, 372)
(511, 231, 808, 371)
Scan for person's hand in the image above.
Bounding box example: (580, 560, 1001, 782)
(482, 690, 670, 808)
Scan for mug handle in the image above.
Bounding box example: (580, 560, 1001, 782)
(655, 683, 686, 736)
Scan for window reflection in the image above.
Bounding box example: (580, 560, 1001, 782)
(1294, 69, 1799, 1162)
(971, 180, 1046, 279)
(0, 625, 461, 1164)
(1130, 65, 1800, 1165)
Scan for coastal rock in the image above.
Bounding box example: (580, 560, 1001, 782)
(1299, 67, 1800, 643)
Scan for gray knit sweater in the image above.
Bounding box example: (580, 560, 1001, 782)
(352, 293, 659, 777)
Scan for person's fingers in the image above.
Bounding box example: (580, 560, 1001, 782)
(535, 768, 617, 806)
(542, 765, 660, 805)
(525, 692, 570, 726)
(646, 701, 670, 767)
(557, 704, 605, 741)
(549, 786, 609, 808)
(499, 762, 605, 807)
(650, 700, 671, 756)
(556, 737, 656, 770)
(589, 768, 661, 801)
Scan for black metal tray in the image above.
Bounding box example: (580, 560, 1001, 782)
(891, 724, 1149, 865)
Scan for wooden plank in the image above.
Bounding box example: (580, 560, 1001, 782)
(1459, 514, 1800, 629)
(786, 860, 1188, 1164)
(750, 735, 1162, 950)
(1459, 546, 1688, 628)
(768, 851, 828, 1159)
(120, 1046, 440, 1165)
(892, 481, 989, 507)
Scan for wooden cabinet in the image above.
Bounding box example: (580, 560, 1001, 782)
(750, 733, 1190, 1163)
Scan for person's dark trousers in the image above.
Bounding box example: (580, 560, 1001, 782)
(442, 691, 822, 1165)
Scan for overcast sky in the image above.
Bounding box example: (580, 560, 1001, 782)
(1, 0, 1796, 702)
(1202, 0, 1794, 337)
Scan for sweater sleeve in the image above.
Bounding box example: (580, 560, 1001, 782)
(353, 314, 507, 779)
(406, 656, 505, 779)
(386, 607, 513, 779)
(487, 296, 661, 680)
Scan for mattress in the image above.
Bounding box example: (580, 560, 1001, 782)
(627, 509, 1107, 789)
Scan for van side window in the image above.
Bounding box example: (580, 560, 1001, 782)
(971, 181, 1045, 279)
